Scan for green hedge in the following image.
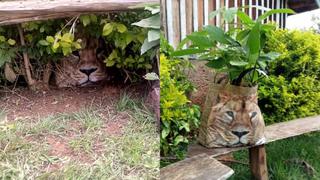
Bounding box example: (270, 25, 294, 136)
(259, 30, 320, 124)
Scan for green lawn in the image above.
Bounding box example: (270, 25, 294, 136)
(230, 132, 320, 180)
(0, 94, 159, 179)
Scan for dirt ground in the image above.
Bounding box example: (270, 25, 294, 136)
(0, 83, 159, 178)
(0, 83, 149, 121)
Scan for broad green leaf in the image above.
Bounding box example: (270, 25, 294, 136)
(46, 36, 55, 43)
(206, 58, 226, 69)
(257, 9, 295, 22)
(224, 8, 238, 23)
(209, 10, 220, 19)
(0, 36, 5, 42)
(61, 33, 73, 43)
(62, 47, 72, 56)
(7, 39, 16, 46)
(247, 22, 261, 65)
(171, 48, 207, 57)
(145, 5, 160, 14)
(237, 11, 254, 25)
(102, 23, 113, 36)
(89, 14, 98, 23)
(132, 14, 160, 29)
(116, 23, 127, 33)
(80, 15, 91, 27)
(230, 61, 249, 66)
(148, 29, 160, 42)
(141, 39, 159, 54)
(236, 29, 251, 42)
(38, 40, 49, 46)
(72, 42, 82, 49)
(60, 42, 71, 48)
(187, 34, 212, 48)
(52, 42, 60, 50)
(204, 25, 229, 44)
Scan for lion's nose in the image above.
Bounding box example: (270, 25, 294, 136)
(232, 131, 249, 138)
(80, 68, 97, 76)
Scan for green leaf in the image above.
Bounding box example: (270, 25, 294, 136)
(148, 29, 160, 42)
(52, 42, 60, 52)
(89, 14, 98, 23)
(236, 29, 251, 42)
(204, 25, 229, 44)
(105, 60, 116, 67)
(145, 64, 153, 69)
(61, 33, 73, 43)
(171, 48, 207, 57)
(237, 11, 254, 25)
(102, 23, 113, 36)
(230, 61, 249, 66)
(257, 9, 295, 22)
(209, 10, 220, 19)
(206, 58, 226, 69)
(62, 47, 72, 56)
(223, 8, 238, 23)
(80, 15, 91, 27)
(187, 34, 212, 48)
(46, 36, 55, 43)
(108, 50, 118, 60)
(141, 39, 159, 54)
(173, 135, 185, 146)
(132, 14, 160, 29)
(247, 22, 261, 65)
(7, 39, 16, 46)
(0, 36, 5, 42)
(72, 42, 82, 49)
(116, 23, 127, 33)
(38, 40, 49, 46)
(161, 127, 170, 139)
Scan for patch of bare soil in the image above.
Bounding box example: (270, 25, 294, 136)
(0, 83, 148, 121)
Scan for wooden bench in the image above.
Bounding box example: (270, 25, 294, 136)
(161, 153, 234, 180)
(161, 115, 320, 180)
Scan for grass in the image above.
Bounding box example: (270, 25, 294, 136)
(230, 132, 320, 180)
(0, 94, 159, 179)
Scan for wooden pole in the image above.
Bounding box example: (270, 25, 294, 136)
(17, 24, 36, 88)
(249, 145, 268, 180)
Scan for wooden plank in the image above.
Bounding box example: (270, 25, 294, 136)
(249, 145, 268, 180)
(0, 0, 158, 25)
(197, 0, 204, 30)
(188, 115, 320, 157)
(185, 0, 193, 35)
(160, 153, 234, 180)
(161, 0, 167, 39)
(172, 0, 180, 48)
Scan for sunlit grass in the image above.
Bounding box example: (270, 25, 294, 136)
(0, 94, 159, 179)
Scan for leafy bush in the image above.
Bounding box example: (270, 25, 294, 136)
(160, 53, 200, 159)
(0, 11, 155, 87)
(259, 30, 320, 124)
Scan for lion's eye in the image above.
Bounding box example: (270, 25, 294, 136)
(225, 111, 234, 119)
(250, 112, 257, 119)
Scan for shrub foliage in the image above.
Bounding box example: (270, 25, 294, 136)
(259, 30, 320, 124)
(160, 51, 200, 159)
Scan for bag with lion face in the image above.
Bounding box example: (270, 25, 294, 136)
(197, 83, 266, 148)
